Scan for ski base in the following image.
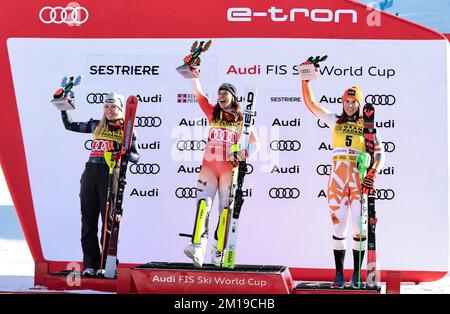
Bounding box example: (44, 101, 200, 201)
(294, 282, 381, 294)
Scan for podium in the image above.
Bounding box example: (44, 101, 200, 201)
(118, 262, 294, 294)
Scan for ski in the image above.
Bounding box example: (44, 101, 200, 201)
(219, 84, 257, 269)
(100, 151, 116, 271)
(103, 95, 138, 279)
(362, 99, 378, 288)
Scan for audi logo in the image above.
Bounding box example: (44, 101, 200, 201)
(129, 163, 160, 174)
(269, 187, 300, 199)
(175, 187, 197, 198)
(317, 119, 329, 128)
(177, 140, 207, 151)
(365, 95, 396, 106)
(209, 129, 237, 143)
(375, 189, 395, 200)
(135, 116, 162, 127)
(316, 164, 332, 176)
(87, 93, 108, 104)
(39, 6, 89, 25)
(383, 142, 396, 153)
(270, 140, 301, 152)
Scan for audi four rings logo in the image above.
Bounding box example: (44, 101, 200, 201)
(383, 142, 396, 153)
(269, 187, 300, 199)
(39, 6, 89, 25)
(209, 129, 237, 143)
(177, 140, 207, 151)
(87, 93, 108, 104)
(129, 163, 160, 174)
(316, 164, 332, 176)
(365, 95, 396, 106)
(135, 116, 162, 127)
(375, 189, 395, 200)
(270, 140, 301, 151)
(175, 187, 197, 198)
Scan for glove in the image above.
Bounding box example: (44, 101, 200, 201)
(361, 168, 378, 194)
(228, 148, 248, 167)
(104, 141, 121, 152)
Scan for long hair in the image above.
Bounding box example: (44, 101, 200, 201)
(336, 106, 362, 124)
(211, 98, 243, 122)
(93, 115, 124, 135)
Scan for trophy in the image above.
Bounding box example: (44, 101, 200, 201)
(176, 40, 212, 78)
(51, 75, 82, 110)
(298, 55, 328, 81)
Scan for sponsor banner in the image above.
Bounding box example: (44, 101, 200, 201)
(6, 37, 448, 272)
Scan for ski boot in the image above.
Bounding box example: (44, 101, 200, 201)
(331, 271, 345, 289)
(82, 268, 96, 277)
(184, 237, 207, 268)
(350, 272, 364, 289)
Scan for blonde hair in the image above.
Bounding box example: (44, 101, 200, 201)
(93, 115, 123, 135)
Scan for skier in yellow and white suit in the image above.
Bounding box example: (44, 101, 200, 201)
(301, 80, 385, 288)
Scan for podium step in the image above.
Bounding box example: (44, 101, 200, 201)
(121, 262, 294, 294)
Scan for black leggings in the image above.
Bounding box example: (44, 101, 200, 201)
(79, 162, 119, 269)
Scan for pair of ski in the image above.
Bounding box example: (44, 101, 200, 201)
(356, 101, 378, 289)
(99, 95, 138, 279)
(183, 85, 257, 269)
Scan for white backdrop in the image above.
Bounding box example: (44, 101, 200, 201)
(7, 38, 449, 272)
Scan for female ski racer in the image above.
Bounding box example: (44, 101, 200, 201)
(183, 79, 260, 267)
(61, 92, 139, 276)
(301, 80, 385, 288)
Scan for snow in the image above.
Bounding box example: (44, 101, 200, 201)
(356, 0, 450, 33)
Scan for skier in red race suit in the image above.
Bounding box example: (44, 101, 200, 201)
(300, 73, 385, 288)
(60, 92, 140, 276)
(183, 78, 260, 267)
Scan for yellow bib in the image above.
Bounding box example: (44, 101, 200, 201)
(332, 119, 365, 152)
(93, 127, 123, 143)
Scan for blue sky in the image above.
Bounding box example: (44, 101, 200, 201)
(357, 0, 450, 33)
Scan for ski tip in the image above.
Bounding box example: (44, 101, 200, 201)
(126, 95, 138, 105)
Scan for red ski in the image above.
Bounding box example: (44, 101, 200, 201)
(103, 95, 138, 279)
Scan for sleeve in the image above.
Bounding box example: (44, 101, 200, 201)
(191, 78, 214, 121)
(126, 131, 140, 164)
(194, 91, 214, 121)
(321, 112, 338, 129)
(61, 110, 99, 133)
(372, 133, 386, 173)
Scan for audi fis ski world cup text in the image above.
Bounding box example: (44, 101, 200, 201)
(226, 64, 396, 79)
(153, 274, 268, 287)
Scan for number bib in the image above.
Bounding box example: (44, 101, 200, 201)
(332, 119, 365, 152)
